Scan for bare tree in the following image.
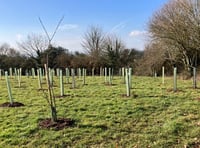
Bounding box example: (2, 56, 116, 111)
(82, 26, 105, 68)
(0, 43, 20, 57)
(0, 43, 10, 55)
(17, 33, 48, 67)
(149, 0, 200, 74)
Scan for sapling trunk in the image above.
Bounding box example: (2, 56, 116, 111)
(44, 64, 57, 122)
(5, 71, 13, 104)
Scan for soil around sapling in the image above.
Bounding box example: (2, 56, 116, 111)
(38, 118, 75, 130)
(0, 102, 25, 107)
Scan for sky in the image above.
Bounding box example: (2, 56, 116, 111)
(0, 0, 168, 52)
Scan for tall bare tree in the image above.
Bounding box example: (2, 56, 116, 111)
(17, 33, 48, 67)
(149, 0, 200, 74)
(82, 26, 105, 68)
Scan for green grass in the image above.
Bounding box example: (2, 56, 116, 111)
(0, 75, 199, 147)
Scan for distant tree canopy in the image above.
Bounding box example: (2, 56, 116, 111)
(81, 25, 142, 73)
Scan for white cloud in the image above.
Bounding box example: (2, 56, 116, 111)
(59, 24, 78, 31)
(129, 30, 148, 37)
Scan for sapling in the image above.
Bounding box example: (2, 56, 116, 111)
(5, 71, 13, 104)
(44, 64, 57, 122)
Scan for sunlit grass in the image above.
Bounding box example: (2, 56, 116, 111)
(0, 75, 199, 147)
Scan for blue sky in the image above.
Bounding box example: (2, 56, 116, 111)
(0, 0, 168, 52)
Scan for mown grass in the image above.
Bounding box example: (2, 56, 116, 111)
(0, 75, 199, 147)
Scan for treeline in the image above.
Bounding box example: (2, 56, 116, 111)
(0, 43, 143, 75)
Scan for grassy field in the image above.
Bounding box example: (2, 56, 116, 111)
(0, 74, 199, 147)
